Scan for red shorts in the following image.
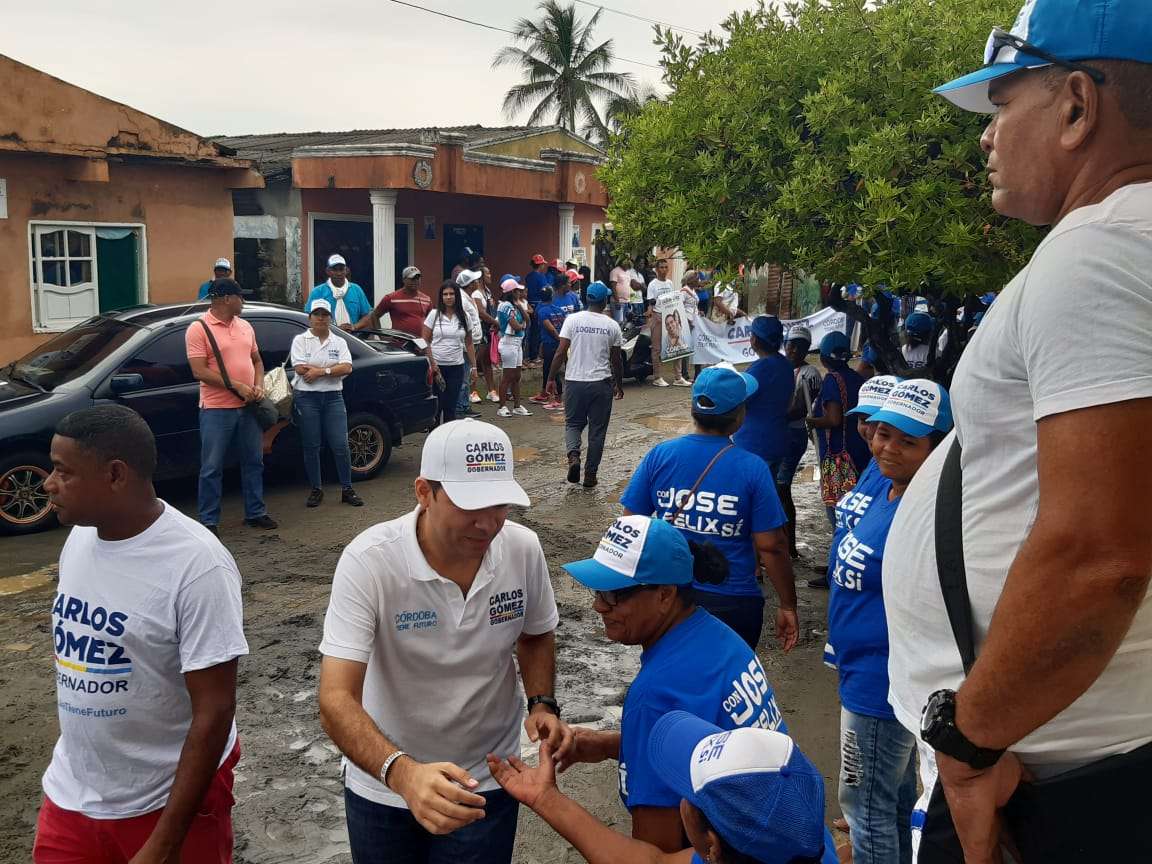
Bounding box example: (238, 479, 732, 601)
(33, 741, 240, 864)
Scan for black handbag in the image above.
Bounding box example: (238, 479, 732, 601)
(931, 438, 1152, 862)
(197, 320, 279, 430)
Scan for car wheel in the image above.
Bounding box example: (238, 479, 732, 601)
(0, 450, 57, 536)
(347, 412, 392, 481)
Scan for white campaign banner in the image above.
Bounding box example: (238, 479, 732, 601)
(655, 290, 695, 363)
(693, 307, 849, 366)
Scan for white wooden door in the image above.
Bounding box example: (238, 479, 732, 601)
(33, 225, 99, 330)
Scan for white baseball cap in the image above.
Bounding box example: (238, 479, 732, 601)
(327, 254, 347, 268)
(419, 419, 529, 510)
(847, 374, 902, 418)
(308, 298, 333, 315)
(870, 379, 954, 437)
(402, 265, 422, 280)
(214, 257, 232, 270)
(455, 269, 482, 288)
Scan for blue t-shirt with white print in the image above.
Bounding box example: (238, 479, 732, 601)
(620, 608, 786, 810)
(621, 435, 786, 598)
(827, 475, 901, 719)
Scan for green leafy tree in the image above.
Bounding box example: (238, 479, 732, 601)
(583, 83, 664, 147)
(599, 0, 1042, 296)
(493, 0, 635, 135)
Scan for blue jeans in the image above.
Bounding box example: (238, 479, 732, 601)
(540, 341, 562, 395)
(344, 787, 519, 864)
(775, 427, 810, 487)
(839, 708, 917, 864)
(435, 363, 465, 425)
(197, 407, 265, 526)
(456, 354, 473, 413)
(694, 591, 764, 650)
(293, 390, 352, 489)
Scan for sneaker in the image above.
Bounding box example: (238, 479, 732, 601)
(486, 392, 501, 403)
(544, 400, 564, 410)
(529, 393, 549, 404)
(567, 451, 581, 484)
(306, 488, 324, 508)
(651, 377, 670, 387)
(497, 406, 513, 418)
(806, 576, 830, 590)
(512, 405, 533, 416)
(341, 487, 364, 507)
(461, 408, 482, 418)
(245, 514, 279, 530)
(582, 473, 599, 488)
(469, 390, 482, 403)
(672, 376, 693, 387)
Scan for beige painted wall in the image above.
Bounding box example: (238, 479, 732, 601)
(472, 130, 602, 159)
(0, 153, 237, 362)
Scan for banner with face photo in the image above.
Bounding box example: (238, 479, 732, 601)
(693, 306, 849, 365)
(655, 289, 694, 363)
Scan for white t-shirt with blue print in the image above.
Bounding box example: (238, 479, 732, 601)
(621, 435, 786, 598)
(619, 609, 786, 810)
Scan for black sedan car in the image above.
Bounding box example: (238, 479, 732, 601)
(0, 302, 436, 535)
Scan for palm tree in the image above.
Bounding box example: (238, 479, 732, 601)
(493, 1, 635, 136)
(584, 83, 663, 146)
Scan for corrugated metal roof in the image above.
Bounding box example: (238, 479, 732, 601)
(212, 125, 567, 175)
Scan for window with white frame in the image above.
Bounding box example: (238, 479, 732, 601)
(30, 223, 145, 332)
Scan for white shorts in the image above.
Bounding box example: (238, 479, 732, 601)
(498, 336, 523, 369)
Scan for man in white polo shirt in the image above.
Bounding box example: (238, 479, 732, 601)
(318, 419, 567, 864)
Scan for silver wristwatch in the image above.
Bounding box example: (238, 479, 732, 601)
(379, 750, 407, 789)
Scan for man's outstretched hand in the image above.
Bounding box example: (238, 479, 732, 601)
(487, 743, 559, 810)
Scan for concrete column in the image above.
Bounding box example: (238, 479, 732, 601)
(557, 204, 575, 264)
(370, 189, 398, 312)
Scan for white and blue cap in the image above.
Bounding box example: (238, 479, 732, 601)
(692, 362, 758, 415)
(935, 0, 1152, 113)
(563, 516, 693, 592)
(869, 379, 954, 437)
(648, 711, 829, 863)
(847, 374, 902, 418)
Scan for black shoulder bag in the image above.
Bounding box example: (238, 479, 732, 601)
(197, 320, 279, 430)
(932, 439, 1152, 862)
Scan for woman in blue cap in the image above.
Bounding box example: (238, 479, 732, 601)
(901, 312, 934, 370)
(733, 317, 795, 481)
(620, 364, 798, 650)
(489, 709, 838, 864)
(806, 331, 870, 528)
(553, 515, 789, 852)
(826, 379, 952, 864)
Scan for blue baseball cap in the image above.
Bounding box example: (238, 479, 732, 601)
(648, 711, 830, 863)
(586, 280, 611, 303)
(870, 379, 954, 437)
(691, 362, 758, 415)
(818, 331, 851, 360)
(904, 311, 934, 336)
(935, 0, 1152, 113)
(847, 374, 903, 418)
(750, 315, 784, 347)
(499, 273, 521, 285)
(563, 516, 694, 592)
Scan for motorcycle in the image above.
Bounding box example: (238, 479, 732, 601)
(619, 307, 653, 383)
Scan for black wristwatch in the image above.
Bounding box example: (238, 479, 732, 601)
(921, 689, 1005, 770)
(526, 695, 561, 718)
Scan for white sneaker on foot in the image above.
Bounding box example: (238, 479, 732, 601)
(512, 405, 533, 416)
(651, 377, 670, 387)
(672, 376, 692, 387)
(497, 406, 513, 418)
(487, 392, 501, 403)
(469, 391, 481, 403)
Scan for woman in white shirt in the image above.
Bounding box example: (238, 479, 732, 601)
(422, 280, 477, 426)
(290, 299, 363, 508)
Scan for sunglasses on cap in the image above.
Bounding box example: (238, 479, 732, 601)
(987, 26, 1106, 84)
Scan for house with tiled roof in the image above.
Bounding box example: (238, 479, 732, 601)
(214, 125, 608, 305)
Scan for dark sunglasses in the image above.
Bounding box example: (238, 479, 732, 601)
(988, 27, 1106, 84)
(593, 584, 657, 608)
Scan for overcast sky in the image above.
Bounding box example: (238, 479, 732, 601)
(6, 0, 753, 137)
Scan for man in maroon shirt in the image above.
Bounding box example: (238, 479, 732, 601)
(356, 266, 432, 336)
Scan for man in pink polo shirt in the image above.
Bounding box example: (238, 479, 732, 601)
(185, 279, 277, 535)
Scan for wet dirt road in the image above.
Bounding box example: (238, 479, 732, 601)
(0, 373, 841, 863)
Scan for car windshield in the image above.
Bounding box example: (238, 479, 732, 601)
(10, 316, 141, 390)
